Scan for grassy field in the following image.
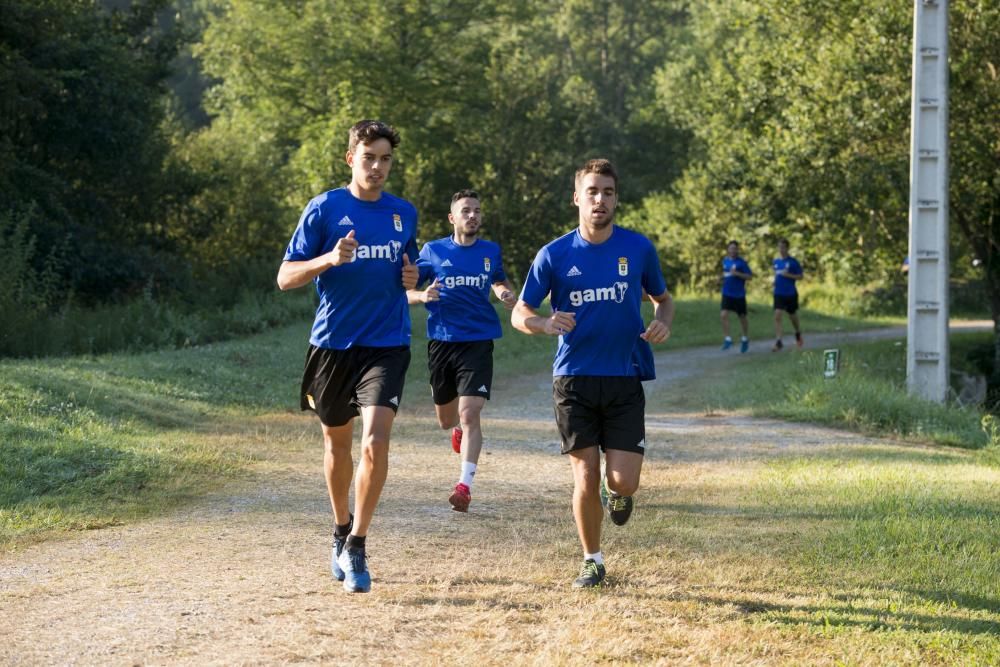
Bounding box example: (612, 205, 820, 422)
(0, 298, 975, 546)
(2, 298, 999, 663)
(654, 334, 993, 450)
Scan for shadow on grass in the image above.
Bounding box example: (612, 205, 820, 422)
(699, 592, 1000, 636)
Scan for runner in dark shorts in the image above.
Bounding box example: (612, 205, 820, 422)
(513, 158, 675, 589)
(277, 119, 419, 594)
(771, 238, 804, 351)
(409, 189, 515, 512)
(720, 240, 752, 352)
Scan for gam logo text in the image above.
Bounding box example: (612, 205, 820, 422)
(568, 282, 629, 307)
(351, 241, 403, 263)
(443, 274, 490, 289)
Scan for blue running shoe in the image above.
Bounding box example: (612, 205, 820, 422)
(331, 534, 347, 581)
(337, 546, 371, 593)
(330, 514, 353, 581)
(740, 339, 749, 353)
(721, 338, 733, 351)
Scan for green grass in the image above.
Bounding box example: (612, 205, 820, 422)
(658, 334, 991, 449)
(635, 444, 1000, 661)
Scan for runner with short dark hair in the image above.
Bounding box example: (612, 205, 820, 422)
(408, 190, 515, 512)
(277, 119, 418, 594)
(512, 158, 674, 588)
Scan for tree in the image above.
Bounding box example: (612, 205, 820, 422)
(0, 0, 183, 301)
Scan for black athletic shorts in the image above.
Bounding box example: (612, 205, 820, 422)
(773, 293, 799, 314)
(300, 344, 411, 427)
(721, 295, 748, 316)
(427, 339, 494, 405)
(552, 375, 646, 456)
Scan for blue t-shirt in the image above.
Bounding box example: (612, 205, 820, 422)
(416, 237, 508, 342)
(721, 256, 752, 298)
(283, 187, 418, 349)
(773, 256, 802, 296)
(520, 226, 668, 378)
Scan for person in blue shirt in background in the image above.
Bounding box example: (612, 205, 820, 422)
(277, 120, 419, 594)
(512, 158, 674, 588)
(771, 238, 804, 351)
(720, 240, 752, 353)
(408, 189, 516, 513)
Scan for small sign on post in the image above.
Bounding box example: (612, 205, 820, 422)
(823, 349, 840, 378)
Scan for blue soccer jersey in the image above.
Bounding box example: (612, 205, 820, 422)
(773, 256, 802, 296)
(721, 256, 752, 297)
(520, 226, 667, 377)
(416, 237, 508, 342)
(283, 187, 418, 349)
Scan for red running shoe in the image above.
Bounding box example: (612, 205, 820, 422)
(451, 427, 463, 454)
(449, 483, 471, 512)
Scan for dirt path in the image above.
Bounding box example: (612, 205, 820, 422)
(0, 323, 991, 665)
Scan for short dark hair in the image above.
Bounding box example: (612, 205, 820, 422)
(575, 158, 618, 190)
(777, 238, 789, 246)
(451, 189, 480, 203)
(348, 119, 400, 153)
(727, 240, 740, 248)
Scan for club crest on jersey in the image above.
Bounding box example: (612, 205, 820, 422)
(618, 256, 629, 276)
(392, 214, 402, 232)
(484, 257, 491, 272)
(569, 281, 629, 307)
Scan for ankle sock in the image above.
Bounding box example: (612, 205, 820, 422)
(346, 534, 366, 551)
(334, 514, 353, 538)
(459, 461, 477, 488)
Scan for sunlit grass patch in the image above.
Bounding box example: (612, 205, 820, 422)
(666, 335, 989, 448)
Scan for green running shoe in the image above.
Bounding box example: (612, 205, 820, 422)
(572, 559, 606, 588)
(601, 475, 634, 526)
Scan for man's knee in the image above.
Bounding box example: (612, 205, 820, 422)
(606, 471, 639, 496)
(458, 404, 483, 428)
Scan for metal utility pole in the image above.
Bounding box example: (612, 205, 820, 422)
(907, 0, 950, 403)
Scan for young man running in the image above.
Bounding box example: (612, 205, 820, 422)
(512, 159, 674, 588)
(408, 190, 515, 512)
(771, 238, 804, 351)
(720, 240, 752, 353)
(277, 120, 419, 593)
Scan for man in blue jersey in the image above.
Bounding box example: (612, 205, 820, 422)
(720, 240, 752, 353)
(276, 120, 419, 594)
(408, 190, 516, 512)
(512, 159, 674, 588)
(771, 238, 804, 351)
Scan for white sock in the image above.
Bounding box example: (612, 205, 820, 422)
(585, 551, 604, 565)
(724, 336, 732, 342)
(459, 461, 477, 488)
(741, 336, 748, 342)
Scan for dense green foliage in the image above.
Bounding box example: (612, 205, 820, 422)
(1, 0, 997, 360)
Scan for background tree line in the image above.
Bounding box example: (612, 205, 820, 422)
(1, 0, 997, 362)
